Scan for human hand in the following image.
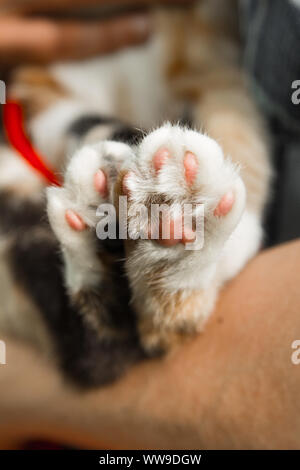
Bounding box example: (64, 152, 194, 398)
(0, 0, 193, 64)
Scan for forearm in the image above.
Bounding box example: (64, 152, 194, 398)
(0, 240, 300, 449)
(89, 239, 300, 449)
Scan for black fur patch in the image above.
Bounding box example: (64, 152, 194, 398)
(68, 113, 145, 147)
(68, 114, 117, 138)
(8, 220, 144, 388)
(177, 106, 194, 129)
(97, 221, 125, 256)
(111, 125, 144, 146)
(0, 191, 46, 234)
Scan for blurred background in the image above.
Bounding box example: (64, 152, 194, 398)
(0, 0, 299, 246)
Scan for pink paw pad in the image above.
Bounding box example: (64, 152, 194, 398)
(65, 209, 86, 231)
(214, 191, 235, 217)
(149, 215, 196, 247)
(184, 151, 198, 185)
(93, 169, 107, 197)
(153, 148, 171, 173)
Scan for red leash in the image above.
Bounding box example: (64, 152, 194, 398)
(3, 101, 62, 186)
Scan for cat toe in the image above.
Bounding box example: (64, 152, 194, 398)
(214, 190, 235, 217)
(65, 209, 87, 231)
(183, 151, 198, 185)
(93, 169, 107, 197)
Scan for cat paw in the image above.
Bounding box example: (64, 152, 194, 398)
(118, 123, 246, 254)
(47, 141, 133, 248)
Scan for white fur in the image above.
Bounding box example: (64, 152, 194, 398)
(123, 124, 247, 296)
(47, 141, 133, 294)
(128, 124, 238, 209)
(50, 37, 168, 129)
(47, 124, 255, 331)
(30, 99, 99, 166)
(219, 209, 263, 282)
(47, 186, 103, 293)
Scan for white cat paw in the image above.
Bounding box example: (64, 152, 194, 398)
(47, 141, 133, 251)
(119, 123, 246, 255)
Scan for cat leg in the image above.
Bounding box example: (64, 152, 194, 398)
(47, 141, 143, 386)
(115, 123, 249, 354)
(47, 141, 133, 294)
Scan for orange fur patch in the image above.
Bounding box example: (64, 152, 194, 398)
(10, 66, 68, 119)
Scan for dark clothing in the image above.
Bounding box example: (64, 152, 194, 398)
(241, 0, 300, 244)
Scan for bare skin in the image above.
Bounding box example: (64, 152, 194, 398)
(0, 239, 299, 449)
(0, 0, 193, 64)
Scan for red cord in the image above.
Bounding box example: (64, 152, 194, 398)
(3, 101, 62, 186)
